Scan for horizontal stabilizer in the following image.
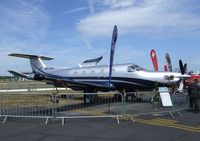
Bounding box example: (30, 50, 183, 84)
(9, 53, 53, 60)
(8, 70, 28, 78)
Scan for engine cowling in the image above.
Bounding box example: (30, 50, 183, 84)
(34, 74, 44, 81)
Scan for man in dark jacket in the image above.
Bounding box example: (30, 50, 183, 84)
(188, 79, 200, 113)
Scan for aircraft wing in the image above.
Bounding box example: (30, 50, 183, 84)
(8, 70, 28, 78)
(8, 70, 113, 89)
(43, 75, 114, 90)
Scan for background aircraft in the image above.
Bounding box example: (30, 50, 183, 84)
(150, 49, 200, 90)
(165, 53, 172, 72)
(150, 50, 173, 72)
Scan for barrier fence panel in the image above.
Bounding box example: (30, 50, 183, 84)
(55, 93, 123, 125)
(0, 90, 189, 125)
(172, 91, 189, 115)
(124, 91, 165, 115)
(124, 91, 189, 118)
(0, 93, 54, 123)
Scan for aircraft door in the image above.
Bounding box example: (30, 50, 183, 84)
(100, 69, 106, 78)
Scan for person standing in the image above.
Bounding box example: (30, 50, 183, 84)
(187, 82, 194, 109)
(187, 79, 200, 113)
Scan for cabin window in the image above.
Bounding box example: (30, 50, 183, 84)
(82, 71, 86, 76)
(91, 70, 95, 75)
(73, 72, 78, 76)
(112, 69, 115, 75)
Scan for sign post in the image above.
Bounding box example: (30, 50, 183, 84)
(158, 87, 173, 107)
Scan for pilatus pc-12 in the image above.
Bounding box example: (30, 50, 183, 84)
(9, 25, 190, 102)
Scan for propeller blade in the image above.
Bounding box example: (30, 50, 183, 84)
(178, 60, 188, 91)
(109, 25, 118, 87)
(179, 60, 184, 75)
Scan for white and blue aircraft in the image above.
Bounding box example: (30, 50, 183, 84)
(8, 26, 190, 99)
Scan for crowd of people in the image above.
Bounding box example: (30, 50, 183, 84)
(187, 79, 200, 113)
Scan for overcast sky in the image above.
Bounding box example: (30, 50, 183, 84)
(0, 0, 200, 75)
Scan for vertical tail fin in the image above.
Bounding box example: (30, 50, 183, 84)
(8, 53, 53, 73)
(30, 58, 46, 73)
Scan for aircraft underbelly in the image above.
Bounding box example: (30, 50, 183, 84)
(73, 76, 158, 91)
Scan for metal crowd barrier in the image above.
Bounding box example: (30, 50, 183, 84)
(54, 92, 123, 125)
(0, 91, 189, 125)
(124, 91, 189, 118)
(172, 90, 189, 115)
(0, 93, 54, 124)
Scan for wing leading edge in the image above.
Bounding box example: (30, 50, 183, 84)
(43, 74, 115, 90)
(8, 70, 115, 90)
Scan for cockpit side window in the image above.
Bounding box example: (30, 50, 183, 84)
(127, 66, 136, 72)
(135, 65, 145, 71)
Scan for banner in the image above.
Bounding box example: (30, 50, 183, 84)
(150, 49, 158, 71)
(165, 53, 172, 72)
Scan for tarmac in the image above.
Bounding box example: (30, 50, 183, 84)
(0, 109, 200, 141)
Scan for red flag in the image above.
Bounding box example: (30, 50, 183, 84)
(150, 49, 158, 71)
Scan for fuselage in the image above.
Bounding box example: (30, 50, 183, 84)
(37, 63, 183, 92)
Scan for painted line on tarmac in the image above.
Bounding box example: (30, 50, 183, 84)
(71, 109, 107, 116)
(150, 118, 178, 124)
(133, 118, 200, 133)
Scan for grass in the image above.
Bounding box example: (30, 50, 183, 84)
(0, 81, 52, 89)
(0, 80, 84, 109)
(0, 94, 83, 109)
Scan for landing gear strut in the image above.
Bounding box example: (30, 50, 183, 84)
(83, 89, 98, 106)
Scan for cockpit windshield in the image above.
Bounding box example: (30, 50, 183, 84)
(127, 65, 145, 72)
